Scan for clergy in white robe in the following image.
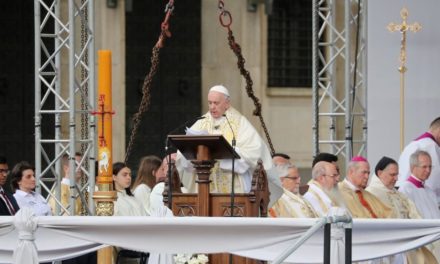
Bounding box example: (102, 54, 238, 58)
(269, 165, 317, 218)
(176, 85, 282, 204)
(398, 150, 440, 219)
(367, 156, 437, 264)
(398, 117, 440, 203)
(304, 161, 341, 216)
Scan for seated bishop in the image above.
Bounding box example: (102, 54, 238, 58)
(338, 156, 391, 219)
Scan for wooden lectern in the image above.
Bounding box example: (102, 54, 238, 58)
(166, 135, 269, 264)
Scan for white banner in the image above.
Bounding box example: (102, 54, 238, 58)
(1, 209, 440, 263)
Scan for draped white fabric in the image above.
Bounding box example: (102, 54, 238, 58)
(1, 213, 440, 263)
(12, 208, 38, 264)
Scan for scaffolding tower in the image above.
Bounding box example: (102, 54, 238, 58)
(312, 0, 368, 167)
(34, 0, 96, 215)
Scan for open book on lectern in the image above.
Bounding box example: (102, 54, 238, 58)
(167, 134, 240, 161)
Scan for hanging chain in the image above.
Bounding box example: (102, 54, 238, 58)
(125, 0, 175, 164)
(80, 0, 88, 215)
(217, 1, 275, 155)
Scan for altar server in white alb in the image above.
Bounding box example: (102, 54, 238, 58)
(398, 117, 440, 203)
(398, 150, 440, 219)
(176, 85, 281, 201)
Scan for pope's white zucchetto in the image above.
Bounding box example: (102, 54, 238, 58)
(209, 85, 230, 97)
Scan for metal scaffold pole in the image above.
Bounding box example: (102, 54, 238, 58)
(312, 0, 368, 168)
(34, 0, 96, 216)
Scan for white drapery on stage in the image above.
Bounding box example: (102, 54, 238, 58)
(1, 208, 440, 264)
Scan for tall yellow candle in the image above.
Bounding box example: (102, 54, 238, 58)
(97, 50, 113, 186)
(95, 50, 116, 264)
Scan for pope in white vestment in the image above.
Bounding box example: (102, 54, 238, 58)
(176, 85, 281, 205)
(398, 117, 440, 203)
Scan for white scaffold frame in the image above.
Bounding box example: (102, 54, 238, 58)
(312, 0, 368, 167)
(34, 0, 96, 216)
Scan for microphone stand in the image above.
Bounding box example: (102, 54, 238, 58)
(165, 138, 173, 209)
(224, 113, 236, 264)
(223, 114, 236, 217)
(164, 116, 206, 209)
(230, 137, 236, 217)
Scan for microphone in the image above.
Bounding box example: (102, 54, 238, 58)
(223, 114, 236, 147)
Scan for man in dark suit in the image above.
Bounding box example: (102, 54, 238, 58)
(0, 156, 19, 215)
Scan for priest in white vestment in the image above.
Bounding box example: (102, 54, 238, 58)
(269, 165, 317, 218)
(367, 156, 437, 264)
(176, 85, 281, 204)
(304, 161, 342, 217)
(398, 117, 440, 204)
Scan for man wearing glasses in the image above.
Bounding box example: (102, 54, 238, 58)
(0, 156, 19, 215)
(269, 165, 317, 218)
(398, 117, 440, 204)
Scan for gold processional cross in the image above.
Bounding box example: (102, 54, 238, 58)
(387, 7, 421, 151)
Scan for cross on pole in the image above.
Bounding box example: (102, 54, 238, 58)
(387, 7, 421, 151)
(91, 94, 115, 148)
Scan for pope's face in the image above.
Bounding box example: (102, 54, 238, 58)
(208, 91, 230, 119)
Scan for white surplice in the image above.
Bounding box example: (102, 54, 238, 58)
(398, 177, 440, 219)
(114, 190, 147, 216)
(133, 183, 152, 215)
(398, 135, 440, 203)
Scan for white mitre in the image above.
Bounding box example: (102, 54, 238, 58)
(209, 85, 230, 97)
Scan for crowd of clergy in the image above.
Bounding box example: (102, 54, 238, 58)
(268, 116, 440, 263)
